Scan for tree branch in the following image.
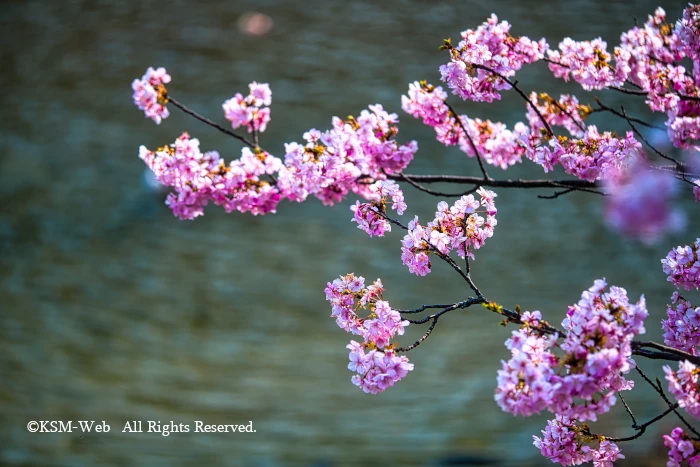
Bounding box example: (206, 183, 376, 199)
(168, 96, 258, 149)
(389, 173, 596, 189)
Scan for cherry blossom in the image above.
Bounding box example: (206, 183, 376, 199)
(663, 427, 700, 467)
(662, 239, 700, 290)
(401, 188, 497, 276)
(440, 15, 547, 102)
(533, 415, 625, 466)
(222, 82, 272, 133)
(664, 360, 700, 420)
(662, 292, 700, 355)
(497, 279, 647, 422)
(131, 67, 171, 124)
(139, 133, 282, 219)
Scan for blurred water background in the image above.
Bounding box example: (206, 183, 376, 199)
(1, 0, 698, 465)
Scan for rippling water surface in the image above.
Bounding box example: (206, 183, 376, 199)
(1, 0, 698, 465)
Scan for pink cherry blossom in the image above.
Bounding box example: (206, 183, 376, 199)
(663, 427, 700, 467)
(132, 67, 171, 124)
(278, 106, 417, 206)
(547, 37, 627, 90)
(440, 15, 547, 102)
(222, 82, 272, 133)
(139, 133, 282, 219)
(662, 239, 700, 290)
(522, 126, 642, 181)
(662, 292, 700, 355)
(497, 280, 647, 422)
(348, 342, 414, 394)
(533, 415, 625, 466)
(401, 189, 498, 276)
(325, 274, 413, 393)
(664, 360, 700, 419)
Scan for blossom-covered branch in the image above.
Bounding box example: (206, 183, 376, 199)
(130, 4, 700, 465)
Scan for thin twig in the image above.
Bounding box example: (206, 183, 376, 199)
(445, 102, 491, 180)
(388, 174, 596, 189)
(396, 318, 438, 352)
(395, 303, 461, 314)
(618, 391, 638, 428)
(635, 366, 700, 439)
(594, 404, 679, 442)
(591, 99, 664, 130)
(620, 107, 692, 184)
(400, 172, 479, 197)
(404, 297, 485, 325)
(168, 96, 258, 149)
(470, 63, 554, 137)
(538, 188, 577, 199)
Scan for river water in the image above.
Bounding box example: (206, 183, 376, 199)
(1, 0, 698, 465)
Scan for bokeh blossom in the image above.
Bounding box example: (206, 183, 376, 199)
(604, 163, 686, 243)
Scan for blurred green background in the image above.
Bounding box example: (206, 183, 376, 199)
(1, 0, 698, 465)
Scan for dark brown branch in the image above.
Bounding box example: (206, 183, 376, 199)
(389, 173, 596, 189)
(396, 318, 438, 352)
(538, 188, 578, 199)
(550, 98, 586, 133)
(445, 102, 491, 180)
(168, 96, 258, 149)
(591, 99, 664, 130)
(618, 391, 638, 428)
(405, 297, 485, 325)
(593, 404, 680, 442)
(395, 303, 462, 314)
(635, 366, 700, 439)
(619, 107, 693, 185)
(399, 172, 479, 197)
(632, 341, 700, 366)
(470, 63, 554, 137)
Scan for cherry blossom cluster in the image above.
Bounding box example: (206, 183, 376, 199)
(533, 415, 625, 467)
(324, 274, 413, 393)
(662, 239, 700, 290)
(662, 292, 700, 356)
(664, 427, 700, 467)
(664, 360, 700, 420)
(604, 164, 685, 243)
(351, 181, 406, 237)
(131, 67, 171, 124)
(526, 92, 590, 138)
(439, 14, 547, 102)
(222, 82, 272, 133)
(675, 4, 700, 62)
(400, 188, 497, 276)
(346, 341, 414, 394)
(402, 81, 527, 169)
(547, 38, 627, 91)
(543, 7, 700, 149)
(277, 105, 417, 206)
(139, 133, 282, 219)
(616, 7, 700, 149)
(496, 280, 648, 422)
(524, 127, 642, 182)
